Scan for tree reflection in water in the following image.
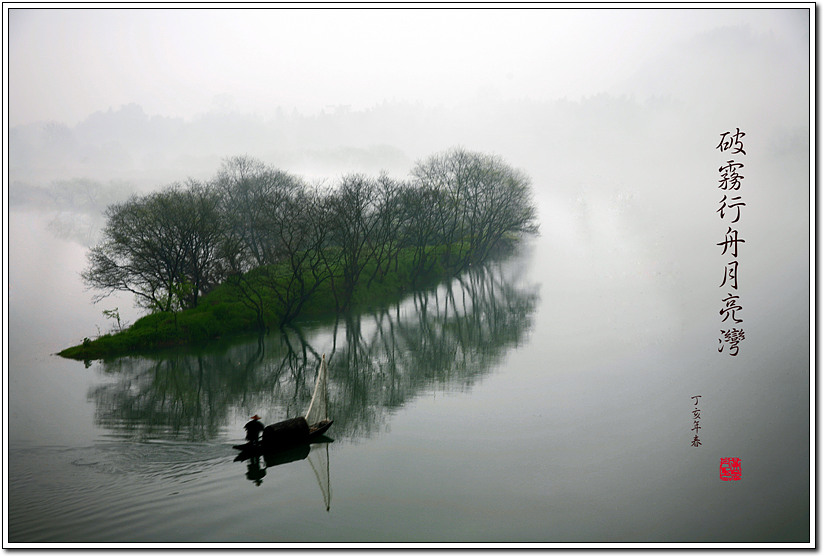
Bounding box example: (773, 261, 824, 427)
(89, 255, 539, 443)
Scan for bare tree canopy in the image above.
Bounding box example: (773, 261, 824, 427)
(411, 147, 539, 269)
(82, 181, 225, 312)
(82, 149, 538, 325)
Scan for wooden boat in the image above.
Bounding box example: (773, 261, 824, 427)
(234, 354, 333, 459)
(233, 424, 333, 462)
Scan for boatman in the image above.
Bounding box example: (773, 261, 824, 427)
(244, 415, 265, 445)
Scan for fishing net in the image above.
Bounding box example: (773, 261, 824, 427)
(307, 443, 332, 511)
(305, 354, 328, 426)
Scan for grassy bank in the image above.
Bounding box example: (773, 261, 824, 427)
(58, 244, 462, 361)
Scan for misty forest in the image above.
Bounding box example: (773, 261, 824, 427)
(59, 147, 538, 359)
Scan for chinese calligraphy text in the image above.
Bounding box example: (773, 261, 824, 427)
(690, 395, 702, 447)
(716, 129, 747, 356)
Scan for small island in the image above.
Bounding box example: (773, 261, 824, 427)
(59, 147, 539, 361)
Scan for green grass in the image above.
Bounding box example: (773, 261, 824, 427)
(58, 244, 461, 361)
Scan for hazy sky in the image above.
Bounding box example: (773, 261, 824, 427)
(7, 7, 810, 126)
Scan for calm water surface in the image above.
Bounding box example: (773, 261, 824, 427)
(7, 202, 809, 544)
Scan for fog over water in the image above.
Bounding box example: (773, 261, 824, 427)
(6, 7, 812, 545)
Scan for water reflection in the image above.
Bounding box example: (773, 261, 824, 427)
(89, 256, 539, 443)
(240, 439, 333, 511)
(244, 456, 266, 486)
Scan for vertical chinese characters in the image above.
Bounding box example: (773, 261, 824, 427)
(690, 395, 702, 447)
(716, 128, 747, 356)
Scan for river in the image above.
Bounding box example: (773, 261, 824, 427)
(6, 175, 810, 544)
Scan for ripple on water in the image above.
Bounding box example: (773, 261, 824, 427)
(8, 441, 243, 543)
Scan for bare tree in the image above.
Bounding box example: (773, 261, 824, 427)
(396, 181, 443, 285)
(179, 179, 226, 307)
(365, 173, 405, 287)
(410, 147, 538, 271)
(214, 155, 304, 271)
(262, 185, 333, 325)
(215, 156, 311, 328)
(322, 174, 383, 312)
(83, 182, 224, 312)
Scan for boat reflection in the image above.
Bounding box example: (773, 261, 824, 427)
(239, 439, 333, 510)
